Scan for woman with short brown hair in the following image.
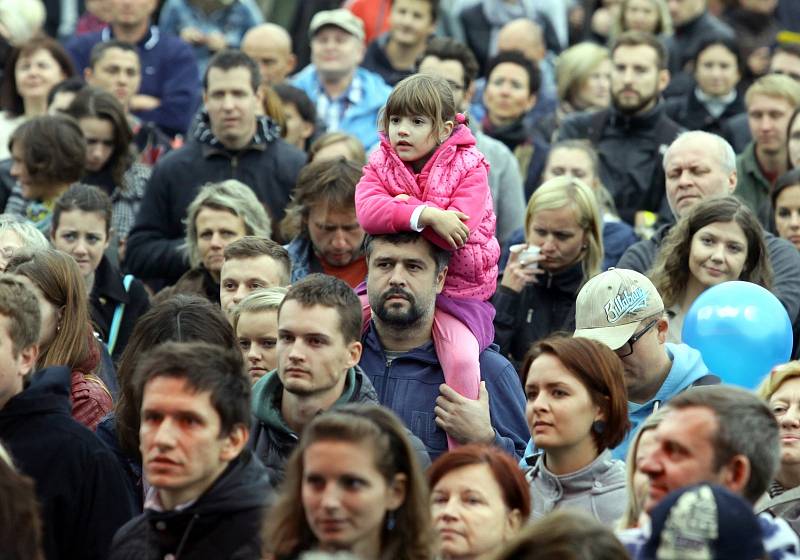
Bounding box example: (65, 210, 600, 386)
(522, 335, 630, 525)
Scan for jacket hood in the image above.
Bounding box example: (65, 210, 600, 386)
(370, 116, 484, 205)
(251, 370, 290, 435)
(526, 449, 627, 524)
(147, 450, 270, 522)
(628, 342, 711, 415)
(1, 366, 72, 419)
(188, 451, 270, 515)
(527, 449, 626, 495)
(251, 366, 378, 436)
(192, 110, 280, 150)
(608, 343, 714, 461)
(651, 223, 673, 244)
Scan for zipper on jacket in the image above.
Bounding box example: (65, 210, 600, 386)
(381, 357, 392, 405)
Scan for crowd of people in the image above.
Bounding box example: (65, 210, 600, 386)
(2, 0, 800, 558)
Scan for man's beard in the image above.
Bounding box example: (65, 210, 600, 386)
(612, 87, 659, 115)
(371, 287, 425, 328)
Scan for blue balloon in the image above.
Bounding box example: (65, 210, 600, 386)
(682, 281, 793, 389)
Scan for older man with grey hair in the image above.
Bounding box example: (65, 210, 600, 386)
(617, 130, 800, 329)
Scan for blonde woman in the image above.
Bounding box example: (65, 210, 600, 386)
(537, 42, 612, 140)
(611, 0, 672, 38)
(618, 410, 665, 529)
(756, 361, 800, 532)
(308, 131, 366, 164)
(493, 176, 603, 365)
(157, 179, 271, 304)
(231, 287, 288, 383)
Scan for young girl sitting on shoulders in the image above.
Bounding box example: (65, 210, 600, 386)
(356, 73, 500, 449)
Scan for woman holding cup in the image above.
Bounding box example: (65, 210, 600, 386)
(493, 176, 603, 366)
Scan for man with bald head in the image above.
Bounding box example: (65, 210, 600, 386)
(241, 23, 296, 86)
(495, 18, 555, 94)
(458, 4, 560, 76)
(617, 130, 800, 322)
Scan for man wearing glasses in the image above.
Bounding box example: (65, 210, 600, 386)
(573, 268, 719, 460)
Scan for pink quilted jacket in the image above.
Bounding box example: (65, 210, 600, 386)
(356, 119, 500, 300)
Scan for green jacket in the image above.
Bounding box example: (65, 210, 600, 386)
(735, 142, 772, 225)
(248, 366, 378, 485)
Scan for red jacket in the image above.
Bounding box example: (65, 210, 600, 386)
(70, 331, 112, 431)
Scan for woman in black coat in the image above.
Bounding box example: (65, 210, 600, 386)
(50, 183, 149, 362)
(664, 36, 746, 145)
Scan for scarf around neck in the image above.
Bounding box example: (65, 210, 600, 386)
(482, 115, 530, 152)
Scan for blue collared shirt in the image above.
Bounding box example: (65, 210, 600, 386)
(314, 73, 363, 135)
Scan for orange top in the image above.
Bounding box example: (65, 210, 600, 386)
(320, 256, 368, 289)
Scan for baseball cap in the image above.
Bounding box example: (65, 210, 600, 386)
(574, 268, 664, 351)
(638, 484, 764, 560)
(309, 9, 365, 43)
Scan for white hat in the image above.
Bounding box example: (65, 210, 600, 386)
(574, 268, 664, 350)
(309, 9, 365, 42)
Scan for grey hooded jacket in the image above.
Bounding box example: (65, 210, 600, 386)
(526, 449, 627, 526)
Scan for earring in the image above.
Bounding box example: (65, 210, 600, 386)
(592, 420, 606, 434)
(386, 509, 397, 531)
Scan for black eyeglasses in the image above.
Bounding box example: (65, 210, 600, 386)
(615, 319, 658, 358)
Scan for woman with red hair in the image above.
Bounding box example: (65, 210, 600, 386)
(428, 444, 530, 559)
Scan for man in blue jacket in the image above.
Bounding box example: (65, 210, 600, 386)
(292, 9, 391, 151)
(573, 268, 718, 460)
(359, 232, 530, 461)
(65, 0, 200, 137)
